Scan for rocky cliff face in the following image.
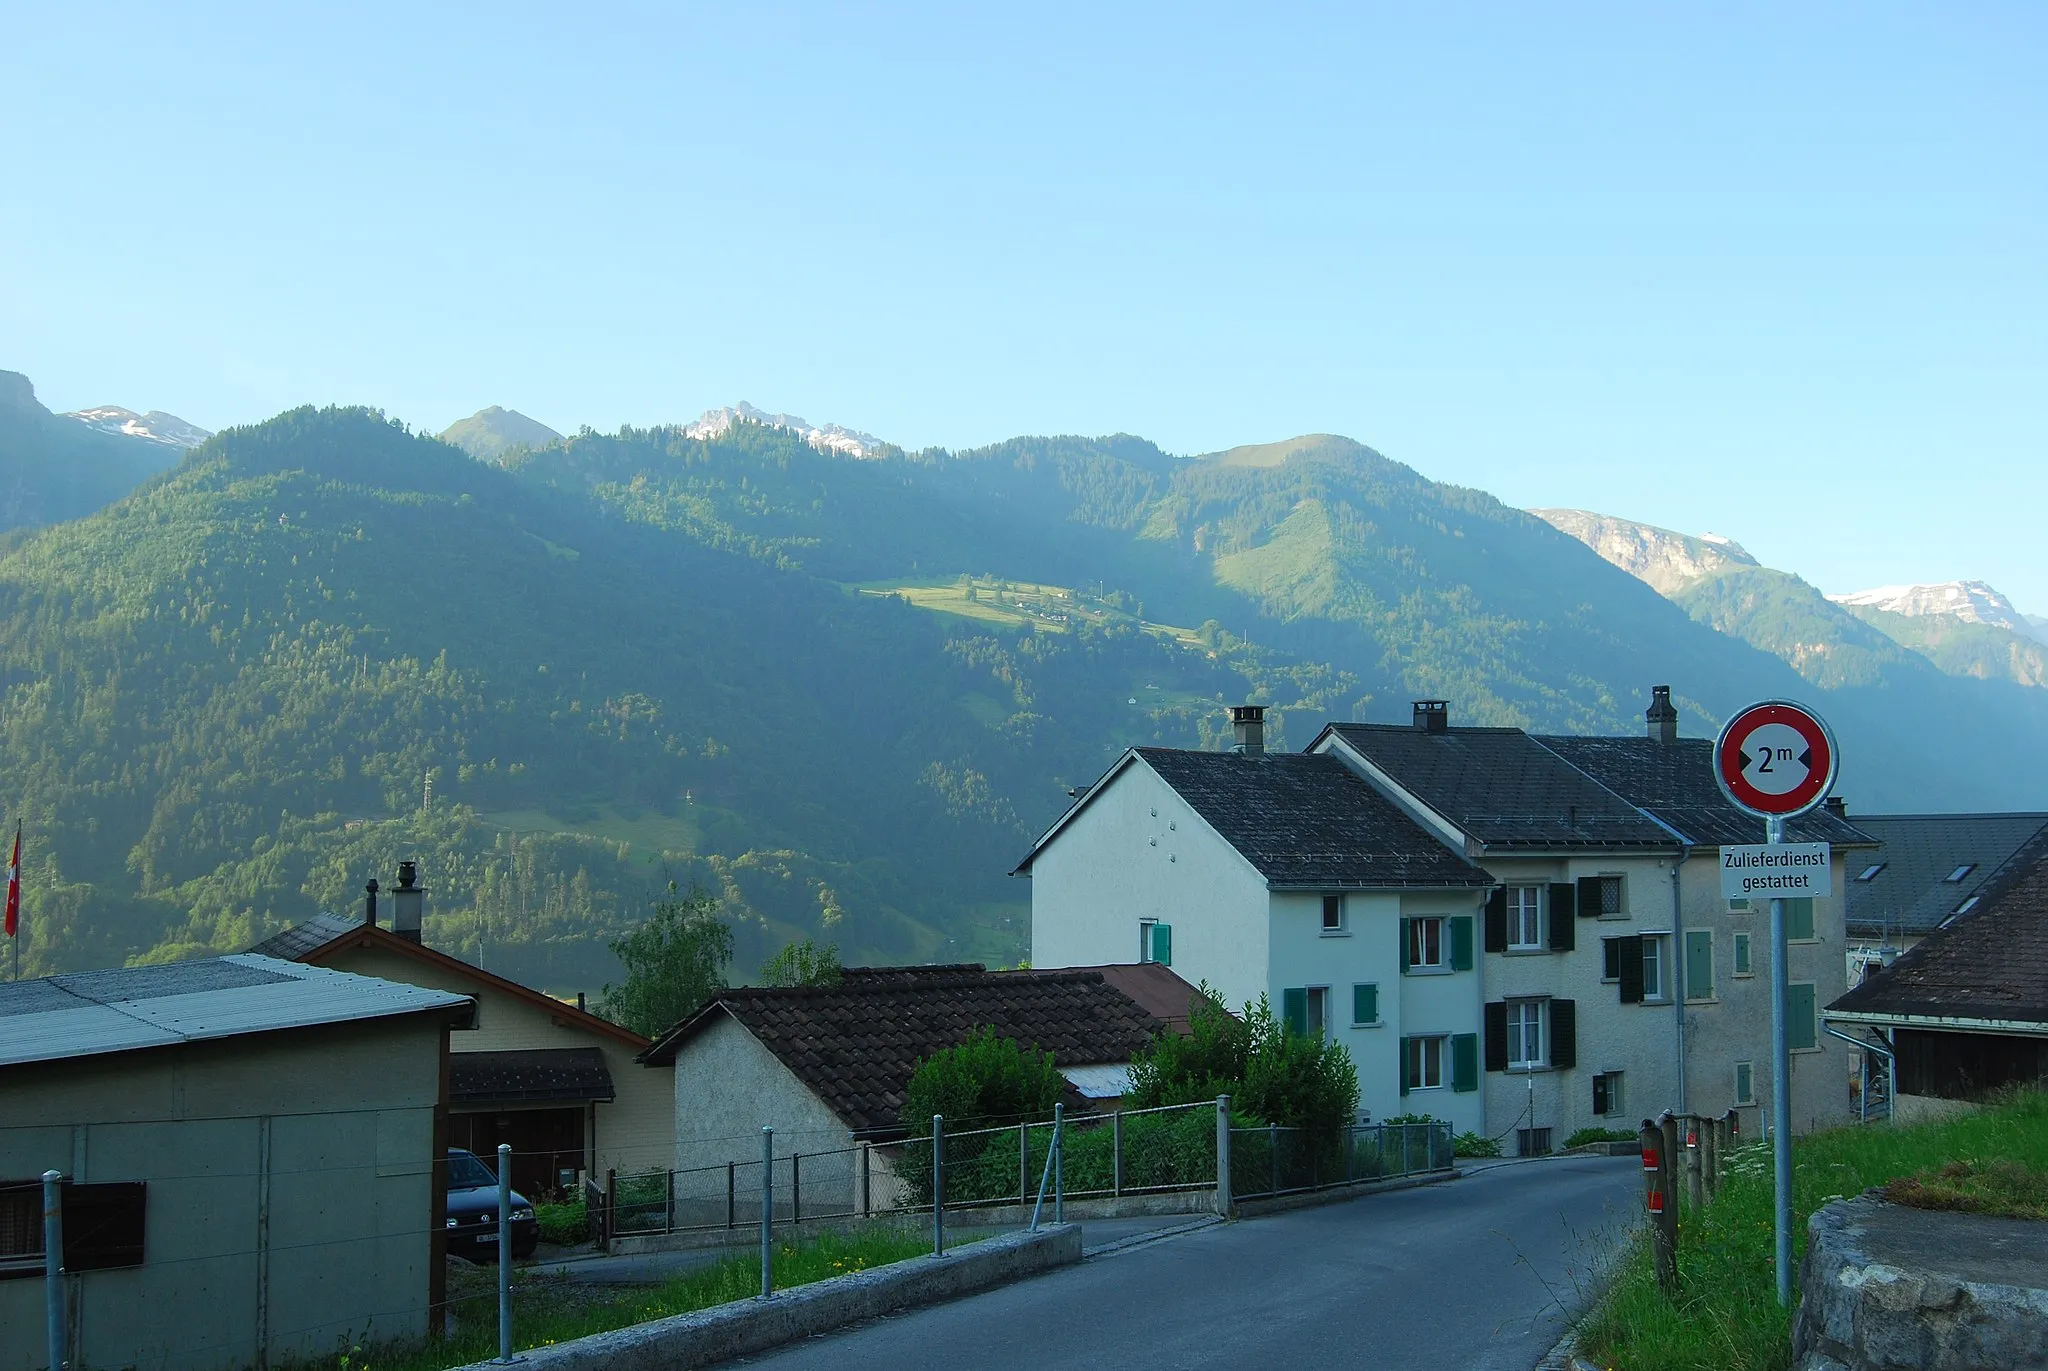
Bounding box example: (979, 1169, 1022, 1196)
(1530, 508, 1758, 595)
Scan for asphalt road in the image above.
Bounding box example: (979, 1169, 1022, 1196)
(729, 1156, 1640, 1371)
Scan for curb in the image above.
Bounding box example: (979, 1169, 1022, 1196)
(1083, 1215, 1223, 1257)
(1231, 1167, 1461, 1218)
(445, 1225, 1082, 1371)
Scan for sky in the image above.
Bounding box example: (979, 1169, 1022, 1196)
(4, 3, 2044, 610)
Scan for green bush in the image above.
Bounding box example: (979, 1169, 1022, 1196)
(1453, 1131, 1501, 1158)
(534, 1199, 591, 1246)
(1128, 986, 1358, 1134)
(1564, 1126, 1637, 1149)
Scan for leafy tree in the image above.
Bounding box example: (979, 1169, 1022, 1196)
(758, 936, 842, 987)
(1127, 988, 1358, 1135)
(598, 883, 733, 1037)
(901, 1026, 1064, 1131)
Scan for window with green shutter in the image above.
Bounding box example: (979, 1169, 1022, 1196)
(1352, 983, 1379, 1026)
(1148, 922, 1173, 965)
(1282, 987, 1309, 1037)
(1449, 916, 1474, 971)
(1733, 931, 1752, 976)
(1451, 1033, 1479, 1092)
(1788, 982, 1817, 1050)
(1685, 930, 1714, 1000)
(1786, 898, 1815, 942)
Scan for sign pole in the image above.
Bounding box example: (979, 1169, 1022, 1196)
(1767, 813, 1793, 1307)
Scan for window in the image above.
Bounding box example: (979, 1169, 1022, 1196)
(1728, 897, 1751, 912)
(1734, 1061, 1756, 1107)
(1282, 986, 1330, 1039)
(1856, 863, 1886, 882)
(1307, 986, 1328, 1038)
(1351, 983, 1380, 1027)
(1733, 931, 1753, 976)
(1, 1180, 144, 1274)
(1684, 930, 1714, 1001)
(1642, 935, 1666, 1001)
(1592, 1072, 1624, 1117)
(1945, 864, 1976, 883)
(1788, 982, 1817, 1050)
(1321, 894, 1346, 934)
(1507, 885, 1543, 949)
(0, 1183, 39, 1272)
(1405, 1034, 1446, 1091)
(1507, 1000, 1546, 1069)
(1584, 875, 1625, 918)
(1786, 898, 1815, 942)
(1408, 916, 1445, 969)
(1955, 896, 1980, 917)
(1140, 921, 1172, 966)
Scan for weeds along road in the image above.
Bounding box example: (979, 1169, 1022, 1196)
(731, 1155, 1640, 1371)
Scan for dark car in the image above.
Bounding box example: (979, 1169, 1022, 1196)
(445, 1148, 538, 1260)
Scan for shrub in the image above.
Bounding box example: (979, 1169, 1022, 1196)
(901, 1025, 1064, 1131)
(1454, 1131, 1501, 1158)
(1564, 1126, 1637, 1149)
(534, 1199, 592, 1246)
(1128, 987, 1359, 1135)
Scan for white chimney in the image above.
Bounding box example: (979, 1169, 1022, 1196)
(392, 860, 425, 944)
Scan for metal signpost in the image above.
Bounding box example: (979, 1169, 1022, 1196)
(1713, 699, 1839, 1308)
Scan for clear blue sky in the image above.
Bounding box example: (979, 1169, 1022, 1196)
(4, 3, 2043, 610)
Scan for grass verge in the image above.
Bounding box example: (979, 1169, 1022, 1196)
(1578, 1089, 2048, 1371)
(318, 1229, 932, 1371)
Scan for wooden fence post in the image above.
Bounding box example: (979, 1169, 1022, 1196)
(1653, 1114, 1680, 1292)
(1684, 1115, 1705, 1212)
(1702, 1112, 1720, 1203)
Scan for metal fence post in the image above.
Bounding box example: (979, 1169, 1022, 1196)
(1112, 1111, 1123, 1197)
(1053, 1103, 1064, 1225)
(1268, 1123, 1278, 1196)
(932, 1114, 945, 1257)
(43, 1170, 63, 1371)
(759, 1128, 773, 1299)
(665, 1167, 676, 1234)
(1019, 1123, 1029, 1203)
(727, 1161, 735, 1229)
(1215, 1095, 1232, 1217)
(496, 1145, 513, 1363)
(861, 1143, 872, 1218)
(791, 1153, 801, 1225)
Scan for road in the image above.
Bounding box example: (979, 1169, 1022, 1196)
(729, 1156, 1639, 1371)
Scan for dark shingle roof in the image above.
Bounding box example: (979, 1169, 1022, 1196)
(1320, 724, 1676, 851)
(449, 1048, 615, 1106)
(1534, 735, 1877, 849)
(1831, 829, 2048, 1025)
(639, 967, 1167, 1134)
(246, 911, 362, 961)
(1129, 749, 1489, 888)
(1840, 814, 2048, 939)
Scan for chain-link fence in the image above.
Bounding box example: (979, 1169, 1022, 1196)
(1227, 1120, 1454, 1201)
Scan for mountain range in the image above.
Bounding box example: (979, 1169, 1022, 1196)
(0, 371, 196, 532)
(3, 378, 2044, 991)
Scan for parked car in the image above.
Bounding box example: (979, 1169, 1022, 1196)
(445, 1148, 538, 1260)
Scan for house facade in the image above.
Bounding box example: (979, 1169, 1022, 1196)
(1840, 812, 2048, 985)
(1022, 708, 1496, 1134)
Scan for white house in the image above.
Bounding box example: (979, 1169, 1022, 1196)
(1020, 706, 1496, 1134)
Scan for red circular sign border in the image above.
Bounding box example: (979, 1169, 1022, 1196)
(1713, 700, 1839, 819)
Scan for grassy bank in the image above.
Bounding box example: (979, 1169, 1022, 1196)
(1579, 1090, 2048, 1371)
(321, 1229, 932, 1371)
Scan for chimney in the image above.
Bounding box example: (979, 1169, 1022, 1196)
(1646, 685, 1679, 744)
(362, 878, 380, 927)
(391, 860, 424, 944)
(1229, 704, 1266, 755)
(1412, 700, 1448, 734)
(1823, 797, 1846, 818)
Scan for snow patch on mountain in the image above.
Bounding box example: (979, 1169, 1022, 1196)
(684, 402, 885, 459)
(1827, 581, 2044, 641)
(64, 406, 211, 449)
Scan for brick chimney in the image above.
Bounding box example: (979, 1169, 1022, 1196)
(1646, 685, 1679, 744)
(1229, 704, 1266, 755)
(1412, 700, 1448, 734)
(391, 860, 425, 944)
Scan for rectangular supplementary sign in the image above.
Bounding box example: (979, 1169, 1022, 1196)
(1720, 843, 1833, 900)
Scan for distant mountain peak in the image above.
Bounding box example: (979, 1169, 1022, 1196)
(1827, 581, 2043, 640)
(63, 405, 211, 449)
(439, 406, 563, 461)
(684, 402, 885, 459)
(1530, 508, 1758, 596)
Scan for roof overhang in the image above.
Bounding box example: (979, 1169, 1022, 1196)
(1825, 1009, 2048, 1038)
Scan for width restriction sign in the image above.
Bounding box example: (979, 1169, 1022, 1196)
(1720, 843, 1833, 900)
(1713, 699, 1839, 819)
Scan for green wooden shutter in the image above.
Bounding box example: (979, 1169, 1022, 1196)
(1398, 1038, 1411, 1096)
(1734, 932, 1752, 975)
(1550, 1000, 1577, 1069)
(1548, 898, 1576, 953)
(1352, 983, 1378, 1026)
(1786, 898, 1815, 941)
(1451, 1034, 1479, 1093)
(1151, 922, 1173, 965)
(1282, 987, 1308, 1037)
(1553, 881, 1580, 920)
(1788, 983, 1817, 1050)
(1483, 888, 1508, 952)
(1449, 916, 1474, 971)
(1399, 918, 1413, 973)
(1617, 934, 1645, 1003)
(1685, 930, 1714, 1000)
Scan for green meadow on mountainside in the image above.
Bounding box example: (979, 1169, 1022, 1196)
(0, 404, 2043, 988)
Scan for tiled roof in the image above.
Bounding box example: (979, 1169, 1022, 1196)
(1024, 747, 1487, 888)
(1839, 813, 2048, 939)
(1320, 723, 1677, 851)
(1830, 829, 2048, 1025)
(1535, 736, 1877, 849)
(1029, 963, 1211, 1034)
(449, 1047, 616, 1105)
(639, 967, 1168, 1134)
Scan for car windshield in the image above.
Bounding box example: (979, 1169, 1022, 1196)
(446, 1151, 498, 1190)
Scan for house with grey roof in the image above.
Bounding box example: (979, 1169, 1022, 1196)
(1839, 812, 2048, 979)
(1019, 706, 1497, 1134)
(1829, 826, 2048, 1122)
(0, 955, 475, 1371)
(1311, 690, 1871, 1143)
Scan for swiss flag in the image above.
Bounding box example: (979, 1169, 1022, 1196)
(4, 823, 18, 940)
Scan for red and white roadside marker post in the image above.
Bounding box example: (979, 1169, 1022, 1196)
(1714, 699, 1839, 1307)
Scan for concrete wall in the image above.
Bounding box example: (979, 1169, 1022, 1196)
(0, 1017, 445, 1371)
(323, 942, 676, 1179)
(1029, 759, 1274, 1014)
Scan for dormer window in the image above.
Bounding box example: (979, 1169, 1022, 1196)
(1945, 864, 1976, 883)
(1855, 863, 1885, 882)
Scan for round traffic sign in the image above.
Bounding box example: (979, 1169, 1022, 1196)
(1714, 700, 1839, 818)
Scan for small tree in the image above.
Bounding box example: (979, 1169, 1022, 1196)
(1127, 987, 1358, 1136)
(759, 936, 842, 987)
(902, 1026, 1064, 1131)
(599, 883, 733, 1038)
